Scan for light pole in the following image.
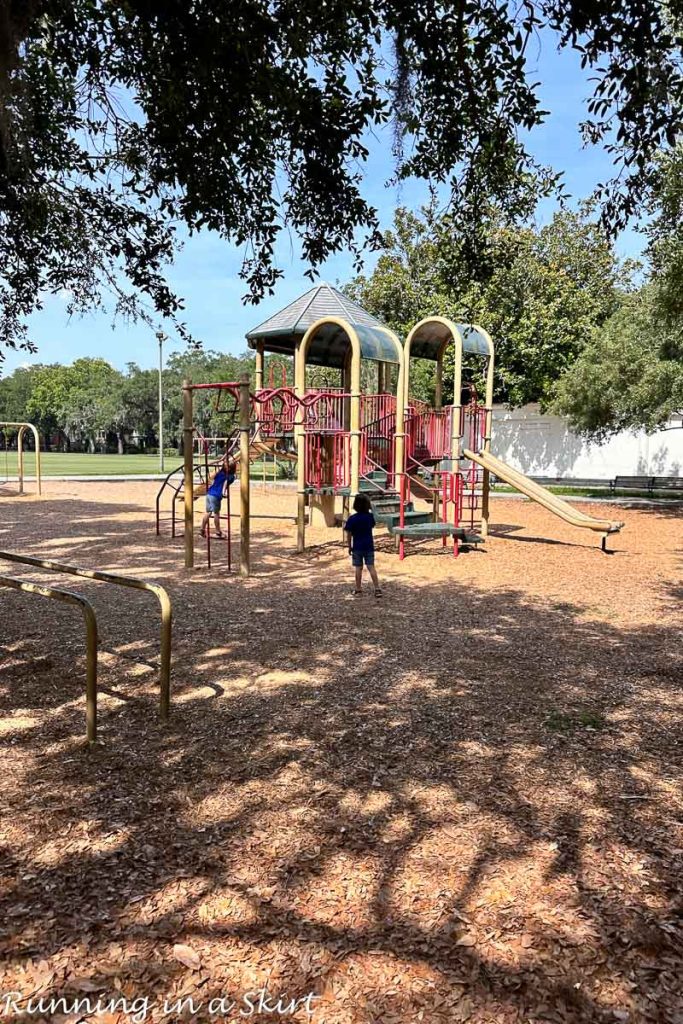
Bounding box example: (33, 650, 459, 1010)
(156, 331, 165, 473)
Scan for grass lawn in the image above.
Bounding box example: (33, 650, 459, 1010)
(1, 451, 297, 479)
(492, 483, 682, 500)
(1, 451, 176, 476)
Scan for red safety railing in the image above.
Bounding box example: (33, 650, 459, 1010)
(461, 400, 487, 453)
(458, 400, 486, 531)
(253, 387, 299, 435)
(361, 394, 396, 429)
(405, 406, 455, 461)
(303, 389, 348, 432)
(441, 471, 464, 557)
(304, 432, 350, 491)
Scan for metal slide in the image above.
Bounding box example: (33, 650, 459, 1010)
(463, 448, 624, 536)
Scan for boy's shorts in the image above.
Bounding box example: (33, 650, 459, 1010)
(206, 494, 222, 513)
(351, 550, 375, 567)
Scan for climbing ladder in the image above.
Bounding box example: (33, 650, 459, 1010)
(390, 397, 487, 558)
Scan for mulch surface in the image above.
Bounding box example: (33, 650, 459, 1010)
(0, 480, 681, 1023)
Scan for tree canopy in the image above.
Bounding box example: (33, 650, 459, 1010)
(551, 288, 683, 439)
(346, 203, 632, 406)
(2, 1, 683, 359)
(552, 146, 683, 437)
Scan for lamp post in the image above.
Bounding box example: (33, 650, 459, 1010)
(156, 331, 165, 473)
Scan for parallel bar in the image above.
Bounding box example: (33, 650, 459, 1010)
(0, 574, 98, 743)
(0, 551, 172, 721)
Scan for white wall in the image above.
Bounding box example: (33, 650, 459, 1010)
(491, 405, 683, 479)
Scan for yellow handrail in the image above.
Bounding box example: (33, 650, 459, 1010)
(0, 552, 172, 719)
(0, 574, 98, 743)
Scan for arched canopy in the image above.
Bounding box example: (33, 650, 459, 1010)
(300, 319, 402, 369)
(247, 281, 400, 368)
(407, 317, 493, 360)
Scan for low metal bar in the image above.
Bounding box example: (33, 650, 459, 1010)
(0, 552, 172, 721)
(0, 574, 98, 743)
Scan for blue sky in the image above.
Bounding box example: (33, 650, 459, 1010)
(4, 32, 645, 376)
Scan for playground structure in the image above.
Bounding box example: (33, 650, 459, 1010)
(0, 551, 172, 742)
(0, 421, 42, 495)
(156, 284, 624, 571)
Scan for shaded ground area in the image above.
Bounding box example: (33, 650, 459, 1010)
(0, 481, 681, 1024)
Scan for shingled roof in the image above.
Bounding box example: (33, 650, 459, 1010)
(245, 282, 400, 368)
(246, 282, 385, 340)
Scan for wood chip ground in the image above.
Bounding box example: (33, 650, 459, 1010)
(0, 480, 681, 1023)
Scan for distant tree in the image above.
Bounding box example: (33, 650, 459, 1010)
(0, 364, 43, 431)
(552, 289, 683, 438)
(347, 204, 632, 406)
(119, 364, 160, 449)
(27, 358, 124, 451)
(645, 145, 683, 329)
(2, 2, 683, 359)
(25, 363, 73, 448)
(552, 147, 683, 437)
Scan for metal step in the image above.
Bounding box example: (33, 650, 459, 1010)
(390, 523, 485, 542)
(374, 509, 432, 528)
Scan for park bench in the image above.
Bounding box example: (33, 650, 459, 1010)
(610, 475, 654, 494)
(650, 476, 683, 495)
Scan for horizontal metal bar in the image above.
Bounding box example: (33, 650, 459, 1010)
(0, 574, 98, 743)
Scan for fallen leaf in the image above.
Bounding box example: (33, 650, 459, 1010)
(172, 943, 201, 970)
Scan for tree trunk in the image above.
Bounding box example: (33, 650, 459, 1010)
(117, 432, 124, 455)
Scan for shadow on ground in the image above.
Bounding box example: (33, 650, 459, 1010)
(0, 494, 681, 1023)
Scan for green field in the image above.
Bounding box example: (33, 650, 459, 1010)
(0, 451, 293, 478)
(1, 451, 175, 477)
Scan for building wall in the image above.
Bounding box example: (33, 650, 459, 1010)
(491, 405, 683, 478)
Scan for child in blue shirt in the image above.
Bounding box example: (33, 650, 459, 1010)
(344, 493, 382, 597)
(200, 457, 235, 539)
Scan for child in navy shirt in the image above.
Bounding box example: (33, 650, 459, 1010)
(344, 493, 382, 597)
(200, 456, 235, 539)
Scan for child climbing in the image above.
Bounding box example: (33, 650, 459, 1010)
(200, 456, 235, 539)
(344, 493, 382, 598)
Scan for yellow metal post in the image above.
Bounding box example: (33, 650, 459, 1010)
(350, 348, 362, 498)
(255, 343, 264, 391)
(239, 374, 251, 576)
(0, 575, 98, 743)
(435, 358, 443, 411)
(449, 333, 463, 464)
(183, 380, 194, 569)
(17, 425, 24, 495)
(295, 339, 307, 552)
(479, 327, 496, 538)
(35, 427, 41, 496)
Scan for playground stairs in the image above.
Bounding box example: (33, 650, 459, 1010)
(355, 468, 485, 546)
(360, 470, 447, 535)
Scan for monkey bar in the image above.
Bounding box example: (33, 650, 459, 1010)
(0, 551, 172, 720)
(0, 421, 42, 495)
(0, 574, 98, 743)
